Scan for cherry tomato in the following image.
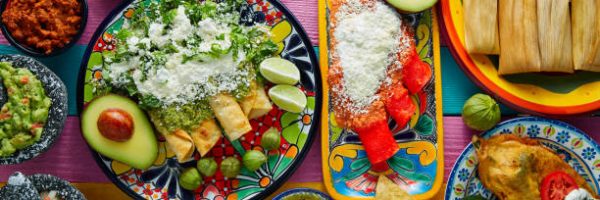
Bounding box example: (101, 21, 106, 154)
(540, 171, 579, 200)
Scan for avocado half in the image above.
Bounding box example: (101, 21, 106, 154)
(81, 94, 158, 169)
(386, 0, 438, 13)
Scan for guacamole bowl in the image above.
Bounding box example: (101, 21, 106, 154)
(0, 55, 68, 164)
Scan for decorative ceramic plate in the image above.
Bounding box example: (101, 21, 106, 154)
(0, 172, 85, 200)
(77, 0, 321, 199)
(445, 117, 600, 200)
(318, 2, 444, 199)
(439, 0, 600, 116)
(0, 55, 68, 165)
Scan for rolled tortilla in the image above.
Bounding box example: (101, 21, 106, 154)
(148, 110, 195, 163)
(248, 84, 272, 119)
(163, 130, 195, 163)
(240, 82, 258, 116)
(209, 93, 252, 141)
(190, 118, 222, 156)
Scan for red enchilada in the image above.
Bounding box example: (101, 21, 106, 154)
(327, 0, 432, 165)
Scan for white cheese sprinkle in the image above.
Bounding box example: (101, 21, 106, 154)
(106, 5, 266, 105)
(333, 0, 403, 112)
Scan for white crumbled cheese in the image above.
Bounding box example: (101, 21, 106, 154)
(7, 172, 28, 186)
(126, 36, 140, 52)
(197, 18, 232, 51)
(130, 51, 244, 105)
(106, 4, 270, 106)
(107, 57, 139, 86)
(333, 0, 403, 111)
(565, 188, 594, 200)
(148, 23, 168, 47)
(170, 6, 193, 41)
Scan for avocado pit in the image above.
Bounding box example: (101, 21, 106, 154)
(97, 108, 134, 142)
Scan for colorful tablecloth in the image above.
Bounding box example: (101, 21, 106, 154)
(0, 1, 598, 199)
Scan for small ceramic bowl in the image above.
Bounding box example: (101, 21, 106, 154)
(0, 172, 85, 200)
(28, 174, 86, 200)
(0, 0, 88, 57)
(0, 55, 68, 164)
(272, 188, 332, 200)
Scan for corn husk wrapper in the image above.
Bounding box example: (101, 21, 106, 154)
(573, 0, 600, 71)
(498, 0, 541, 75)
(537, 0, 573, 73)
(463, 0, 500, 54)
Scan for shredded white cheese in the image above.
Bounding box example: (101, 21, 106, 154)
(107, 5, 263, 105)
(333, 0, 403, 112)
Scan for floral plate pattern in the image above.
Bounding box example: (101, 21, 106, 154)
(318, 3, 444, 199)
(445, 117, 600, 200)
(77, 0, 321, 199)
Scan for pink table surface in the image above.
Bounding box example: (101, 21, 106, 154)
(0, 1, 599, 198)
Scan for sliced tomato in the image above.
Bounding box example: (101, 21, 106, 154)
(402, 54, 432, 94)
(354, 118, 399, 165)
(540, 171, 579, 200)
(385, 84, 416, 128)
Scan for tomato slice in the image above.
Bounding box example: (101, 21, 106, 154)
(402, 54, 432, 94)
(354, 118, 399, 165)
(540, 171, 579, 200)
(385, 84, 416, 128)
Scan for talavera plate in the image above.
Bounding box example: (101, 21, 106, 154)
(78, 0, 321, 199)
(318, 2, 444, 199)
(445, 117, 600, 200)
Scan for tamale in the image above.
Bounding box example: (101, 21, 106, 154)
(587, 18, 600, 71)
(498, 0, 541, 75)
(537, 0, 573, 73)
(572, 0, 600, 71)
(463, 0, 500, 54)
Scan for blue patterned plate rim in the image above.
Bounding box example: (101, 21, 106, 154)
(444, 116, 600, 200)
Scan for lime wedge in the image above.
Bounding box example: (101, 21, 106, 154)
(268, 85, 307, 113)
(259, 58, 300, 85)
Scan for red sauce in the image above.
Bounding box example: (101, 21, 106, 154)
(2, 0, 82, 54)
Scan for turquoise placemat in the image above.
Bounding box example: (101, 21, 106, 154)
(0, 45, 515, 116)
(440, 48, 516, 115)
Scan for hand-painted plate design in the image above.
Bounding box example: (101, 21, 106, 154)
(445, 117, 600, 200)
(77, 0, 321, 199)
(318, 3, 444, 199)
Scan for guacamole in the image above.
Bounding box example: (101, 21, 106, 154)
(281, 193, 326, 200)
(0, 62, 51, 156)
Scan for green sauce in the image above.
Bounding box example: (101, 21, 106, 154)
(0, 62, 51, 156)
(101, 0, 277, 135)
(148, 101, 213, 133)
(281, 193, 325, 200)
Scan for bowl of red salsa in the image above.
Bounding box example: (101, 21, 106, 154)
(0, 0, 88, 57)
